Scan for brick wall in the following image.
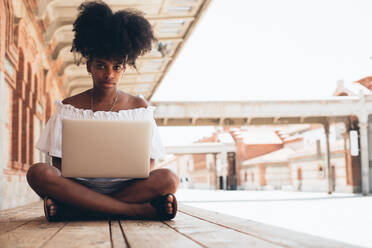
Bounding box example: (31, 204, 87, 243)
(192, 154, 207, 170)
(0, 0, 64, 209)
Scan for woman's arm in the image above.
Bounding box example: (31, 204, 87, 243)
(52, 157, 62, 171)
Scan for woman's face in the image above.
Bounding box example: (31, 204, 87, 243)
(87, 57, 125, 89)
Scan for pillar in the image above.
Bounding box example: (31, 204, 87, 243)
(227, 152, 237, 190)
(359, 120, 369, 195)
(220, 151, 227, 190)
(324, 122, 332, 194)
(213, 153, 218, 190)
(367, 115, 372, 193)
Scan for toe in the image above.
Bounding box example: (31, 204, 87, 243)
(49, 204, 57, 216)
(46, 198, 53, 206)
(166, 195, 174, 214)
(167, 194, 174, 203)
(166, 203, 173, 214)
(46, 198, 57, 216)
(162, 202, 172, 214)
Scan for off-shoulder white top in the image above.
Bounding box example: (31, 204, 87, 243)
(36, 100, 166, 160)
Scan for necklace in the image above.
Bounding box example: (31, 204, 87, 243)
(90, 88, 118, 112)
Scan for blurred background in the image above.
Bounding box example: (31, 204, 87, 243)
(1, 0, 372, 246)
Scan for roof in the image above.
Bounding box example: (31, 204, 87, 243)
(233, 127, 283, 145)
(38, 0, 211, 100)
(288, 139, 345, 159)
(241, 147, 294, 166)
(274, 124, 311, 136)
(333, 80, 372, 96)
(355, 76, 372, 89)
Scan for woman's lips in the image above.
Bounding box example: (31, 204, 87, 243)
(103, 82, 115, 87)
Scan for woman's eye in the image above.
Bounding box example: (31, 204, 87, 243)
(97, 64, 105, 69)
(114, 65, 122, 71)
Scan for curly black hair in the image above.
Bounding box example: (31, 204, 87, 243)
(71, 0, 156, 67)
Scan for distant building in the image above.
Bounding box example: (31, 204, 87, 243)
(157, 78, 372, 193)
(240, 123, 360, 193)
(240, 147, 294, 190)
(160, 121, 361, 193)
(333, 79, 372, 96)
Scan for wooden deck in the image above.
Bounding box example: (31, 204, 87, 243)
(0, 201, 361, 248)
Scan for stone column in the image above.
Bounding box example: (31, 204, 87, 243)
(368, 115, 372, 193)
(213, 153, 218, 190)
(324, 122, 332, 194)
(220, 151, 227, 190)
(359, 120, 370, 195)
(356, 92, 370, 195)
(227, 152, 237, 190)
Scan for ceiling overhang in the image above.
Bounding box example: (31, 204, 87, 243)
(37, 0, 211, 99)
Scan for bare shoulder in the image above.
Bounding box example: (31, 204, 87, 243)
(118, 91, 148, 110)
(61, 95, 75, 105)
(62, 90, 90, 109)
(133, 95, 149, 108)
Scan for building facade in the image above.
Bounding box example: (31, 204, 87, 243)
(0, 0, 64, 209)
(162, 124, 362, 193)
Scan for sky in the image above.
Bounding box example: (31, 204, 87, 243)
(152, 0, 372, 101)
(153, 0, 372, 146)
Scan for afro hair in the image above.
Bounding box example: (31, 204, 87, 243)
(71, 0, 156, 67)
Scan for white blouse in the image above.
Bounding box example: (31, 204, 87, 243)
(36, 101, 166, 160)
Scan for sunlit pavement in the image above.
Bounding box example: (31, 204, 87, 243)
(175, 189, 372, 248)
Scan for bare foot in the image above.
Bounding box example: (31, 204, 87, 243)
(164, 194, 174, 215)
(45, 198, 58, 217)
(130, 194, 176, 220)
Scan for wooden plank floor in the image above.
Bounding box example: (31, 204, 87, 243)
(0, 201, 361, 248)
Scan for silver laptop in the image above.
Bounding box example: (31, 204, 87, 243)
(61, 119, 151, 178)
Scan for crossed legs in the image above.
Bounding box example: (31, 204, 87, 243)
(26, 163, 179, 220)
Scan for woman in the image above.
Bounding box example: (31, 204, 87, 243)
(26, 0, 179, 221)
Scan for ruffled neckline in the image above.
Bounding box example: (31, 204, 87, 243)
(54, 100, 154, 119)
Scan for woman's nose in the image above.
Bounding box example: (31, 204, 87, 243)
(105, 69, 114, 80)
